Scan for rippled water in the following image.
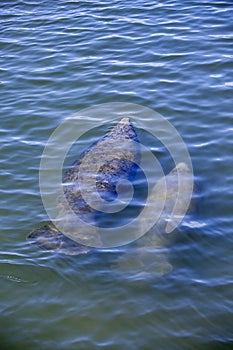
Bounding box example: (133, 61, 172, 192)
(1, 1, 233, 349)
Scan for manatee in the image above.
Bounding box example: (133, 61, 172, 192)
(28, 117, 194, 279)
(114, 162, 194, 279)
(27, 117, 139, 254)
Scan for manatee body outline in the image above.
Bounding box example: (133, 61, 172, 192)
(28, 117, 194, 278)
(28, 117, 140, 254)
(115, 162, 193, 278)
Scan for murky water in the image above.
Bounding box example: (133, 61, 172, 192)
(1, 1, 233, 349)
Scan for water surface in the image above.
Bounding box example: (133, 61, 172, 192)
(1, 1, 233, 349)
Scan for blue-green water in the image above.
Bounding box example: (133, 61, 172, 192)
(1, 1, 233, 349)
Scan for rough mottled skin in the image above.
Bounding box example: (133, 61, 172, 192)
(28, 118, 139, 254)
(28, 224, 90, 255)
(63, 117, 139, 215)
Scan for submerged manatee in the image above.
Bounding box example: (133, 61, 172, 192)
(28, 117, 139, 254)
(28, 117, 194, 278)
(115, 162, 193, 278)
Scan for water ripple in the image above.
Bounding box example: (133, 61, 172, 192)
(0, 0, 233, 349)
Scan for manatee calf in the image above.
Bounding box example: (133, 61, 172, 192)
(28, 117, 139, 254)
